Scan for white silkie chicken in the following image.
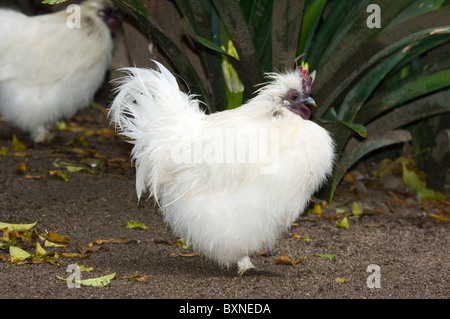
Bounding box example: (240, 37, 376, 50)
(0, 0, 118, 142)
(110, 61, 334, 274)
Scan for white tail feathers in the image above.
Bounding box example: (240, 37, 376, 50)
(109, 61, 203, 200)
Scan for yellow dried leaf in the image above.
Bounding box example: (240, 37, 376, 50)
(13, 162, 27, 174)
(312, 203, 321, 215)
(87, 237, 135, 246)
(44, 240, 66, 248)
(60, 253, 86, 258)
(46, 232, 70, 244)
(334, 277, 348, 283)
(35, 242, 48, 257)
(170, 253, 198, 258)
(47, 170, 69, 182)
(119, 274, 149, 282)
(273, 254, 305, 265)
(9, 135, 27, 151)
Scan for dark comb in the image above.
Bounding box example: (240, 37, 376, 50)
(297, 66, 312, 96)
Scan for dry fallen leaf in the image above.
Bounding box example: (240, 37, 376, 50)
(46, 232, 71, 244)
(170, 253, 199, 258)
(24, 174, 43, 180)
(13, 161, 27, 174)
(273, 254, 305, 265)
(60, 253, 87, 258)
(87, 237, 136, 247)
(334, 277, 348, 283)
(119, 274, 149, 282)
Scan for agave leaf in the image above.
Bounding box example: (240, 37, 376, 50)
(337, 48, 409, 122)
(315, 7, 450, 109)
(176, 0, 227, 111)
(111, 0, 211, 110)
(314, 0, 411, 96)
(356, 69, 450, 124)
(329, 130, 412, 201)
(378, 36, 450, 91)
(366, 89, 450, 134)
(307, 1, 361, 69)
(317, 27, 450, 118)
(298, 0, 327, 58)
(271, 0, 305, 71)
(180, 18, 229, 57)
(211, 0, 264, 98)
(252, 1, 273, 72)
(319, 109, 367, 138)
(385, 0, 445, 30)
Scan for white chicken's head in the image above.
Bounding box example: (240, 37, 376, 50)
(256, 66, 317, 121)
(83, 0, 121, 30)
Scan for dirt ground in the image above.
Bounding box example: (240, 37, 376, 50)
(0, 96, 449, 302)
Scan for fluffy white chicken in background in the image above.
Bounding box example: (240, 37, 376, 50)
(110, 61, 334, 274)
(0, 0, 118, 143)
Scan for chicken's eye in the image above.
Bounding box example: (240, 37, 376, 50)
(287, 89, 301, 102)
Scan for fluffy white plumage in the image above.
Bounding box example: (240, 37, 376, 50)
(0, 0, 116, 142)
(110, 61, 335, 274)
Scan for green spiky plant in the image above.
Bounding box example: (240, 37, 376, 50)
(111, 0, 450, 201)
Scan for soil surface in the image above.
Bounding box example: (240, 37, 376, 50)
(0, 101, 448, 302)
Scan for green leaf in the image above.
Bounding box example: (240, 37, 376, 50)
(351, 202, 363, 215)
(337, 48, 409, 122)
(335, 217, 350, 228)
(126, 221, 148, 230)
(77, 264, 94, 272)
(307, 1, 362, 69)
(316, 8, 450, 114)
(366, 89, 450, 134)
(0, 238, 15, 250)
(211, 0, 264, 99)
(57, 272, 116, 287)
(44, 240, 66, 248)
(0, 147, 8, 156)
(174, 238, 190, 249)
(0, 221, 37, 232)
(35, 242, 48, 257)
(402, 164, 446, 201)
(356, 69, 450, 124)
(47, 170, 70, 182)
(385, 0, 445, 30)
(298, 0, 327, 57)
(318, 109, 367, 138)
(313, 0, 412, 96)
(180, 18, 229, 57)
(42, 0, 68, 4)
(9, 246, 32, 261)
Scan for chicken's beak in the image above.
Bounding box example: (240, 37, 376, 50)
(304, 97, 317, 108)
